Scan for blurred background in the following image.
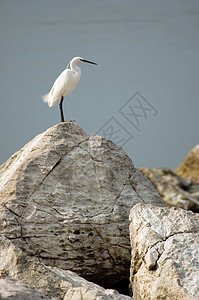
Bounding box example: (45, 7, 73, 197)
(0, 0, 199, 169)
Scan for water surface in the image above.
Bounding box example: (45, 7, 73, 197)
(0, 0, 199, 168)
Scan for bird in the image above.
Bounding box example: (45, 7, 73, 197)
(42, 56, 97, 122)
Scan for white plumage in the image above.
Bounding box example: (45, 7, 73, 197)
(43, 56, 97, 122)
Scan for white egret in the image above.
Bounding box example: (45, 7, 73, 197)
(43, 56, 97, 122)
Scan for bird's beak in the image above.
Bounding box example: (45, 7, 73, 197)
(80, 59, 97, 65)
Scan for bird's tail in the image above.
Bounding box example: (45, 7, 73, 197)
(42, 92, 53, 107)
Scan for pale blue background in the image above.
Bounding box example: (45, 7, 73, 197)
(1, 0, 199, 169)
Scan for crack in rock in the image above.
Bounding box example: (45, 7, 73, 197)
(141, 230, 199, 271)
(93, 227, 116, 266)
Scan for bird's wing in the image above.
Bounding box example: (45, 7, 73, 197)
(50, 69, 73, 106)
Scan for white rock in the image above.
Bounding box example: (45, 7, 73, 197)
(0, 122, 163, 288)
(129, 203, 199, 300)
(144, 247, 159, 270)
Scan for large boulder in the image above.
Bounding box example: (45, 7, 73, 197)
(175, 144, 199, 183)
(0, 235, 131, 300)
(0, 122, 163, 289)
(140, 168, 199, 212)
(129, 203, 199, 300)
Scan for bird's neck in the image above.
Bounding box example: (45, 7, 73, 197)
(70, 61, 80, 74)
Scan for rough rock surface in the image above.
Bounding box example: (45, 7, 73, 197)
(129, 203, 199, 300)
(140, 168, 199, 212)
(0, 278, 50, 300)
(0, 122, 163, 289)
(175, 144, 199, 183)
(0, 235, 131, 300)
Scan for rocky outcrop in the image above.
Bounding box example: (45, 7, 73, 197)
(0, 278, 50, 300)
(129, 203, 199, 300)
(0, 235, 131, 300)
(175, 144, 199, 183)
(0, 122, 163, 290)
(140, 168, 199, 212)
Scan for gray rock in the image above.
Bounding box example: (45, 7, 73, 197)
(64, 287, 132, 300)
(129, 203, 199, 300)
(0, 235, 131, 300)
(140, 168, 199, 212)
(0, 122, 163, 287)
(175, 144, 199, 183)
(0, 278, 51, 300)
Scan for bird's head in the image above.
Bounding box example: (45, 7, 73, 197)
(71, 57, 97, 66)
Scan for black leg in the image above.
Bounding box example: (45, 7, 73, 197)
(59, 96, 65, 122)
